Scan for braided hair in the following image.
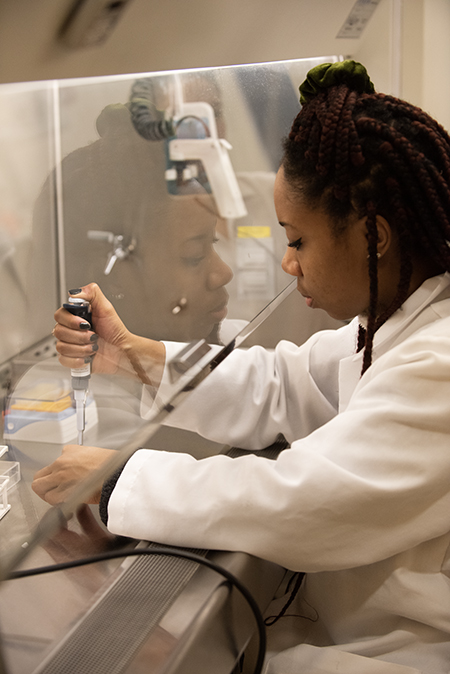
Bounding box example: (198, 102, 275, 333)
(282, 61, 450, 374)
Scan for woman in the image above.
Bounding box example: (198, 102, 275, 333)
(33, 61, 450, 673)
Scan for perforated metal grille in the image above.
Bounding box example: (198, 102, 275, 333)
(33, 545, 205, 674)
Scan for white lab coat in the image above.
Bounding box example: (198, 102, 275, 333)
(108, 273, 450, 674)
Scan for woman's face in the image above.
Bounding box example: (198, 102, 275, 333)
(143, 197, 233, 341)
(274, 167, 372, 321)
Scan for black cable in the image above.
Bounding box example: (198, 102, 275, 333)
(7, 546, 267, 674)
(264, 571, 305, 626)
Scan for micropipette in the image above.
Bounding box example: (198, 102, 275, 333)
(63, 297, 92, 445)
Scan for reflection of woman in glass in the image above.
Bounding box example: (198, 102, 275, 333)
(33, 103, 232, 344)
(119, 193, 233, 343)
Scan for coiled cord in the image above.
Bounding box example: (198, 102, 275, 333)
(129, 78, 211, 141)
(129, 78, 175, 140)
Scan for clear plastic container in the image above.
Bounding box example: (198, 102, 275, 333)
(0, 476, 11, 521)
(0, 460, 20, 490)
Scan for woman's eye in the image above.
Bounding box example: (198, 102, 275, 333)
(288, 237, 303, 251)
(182, 257, 205, 267)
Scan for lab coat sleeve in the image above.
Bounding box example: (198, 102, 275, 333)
(158, 332, 343, 448)
(108, 322, 450, 571)
(107, 321, 450, 572)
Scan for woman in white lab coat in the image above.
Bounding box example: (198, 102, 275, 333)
(34, 61, 450, 674)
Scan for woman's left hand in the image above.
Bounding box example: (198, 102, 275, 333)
(43, 505, 120, 592)
(32, 445, 116, 505)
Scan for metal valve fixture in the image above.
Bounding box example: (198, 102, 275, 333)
(87, 230, 136, 275)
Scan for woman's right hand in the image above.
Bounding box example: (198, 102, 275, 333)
(53, 283, 166, 384)
(53, 283, 132, 375)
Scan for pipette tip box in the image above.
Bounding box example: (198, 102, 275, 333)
(3, 379, 98, 444)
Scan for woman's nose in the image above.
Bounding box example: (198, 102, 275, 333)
(281, 248, 301, 277)
(207, 250, 233, 290)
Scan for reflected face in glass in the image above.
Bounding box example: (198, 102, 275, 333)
(142, 197, 233, 342)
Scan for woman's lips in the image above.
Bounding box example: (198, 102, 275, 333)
(209, 302, 228, 322)
(298, 284, 314, 308)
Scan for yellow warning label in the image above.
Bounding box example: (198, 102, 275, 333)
(237, 226, 271, 239)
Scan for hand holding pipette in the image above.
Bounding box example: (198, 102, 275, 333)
(54, 284, 166, 395)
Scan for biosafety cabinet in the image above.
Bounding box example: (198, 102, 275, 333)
(0, 57, 342, 674)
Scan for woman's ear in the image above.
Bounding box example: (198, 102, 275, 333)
(375, 215, 392, 258)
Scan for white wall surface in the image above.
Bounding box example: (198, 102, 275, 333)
(352, 0, 395, 94)
(399, 0, 450, 130)
(422, 0, 450, 129)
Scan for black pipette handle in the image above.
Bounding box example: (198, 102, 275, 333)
(63, 298, 92, 326)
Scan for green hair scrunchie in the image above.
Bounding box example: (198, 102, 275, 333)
(299, 60, 375, 105)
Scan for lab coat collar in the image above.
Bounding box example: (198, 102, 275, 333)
(339, 273, 450, 412)
(364, 272, 450, 352)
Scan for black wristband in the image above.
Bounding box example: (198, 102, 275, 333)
(99, 465, 126, 526)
